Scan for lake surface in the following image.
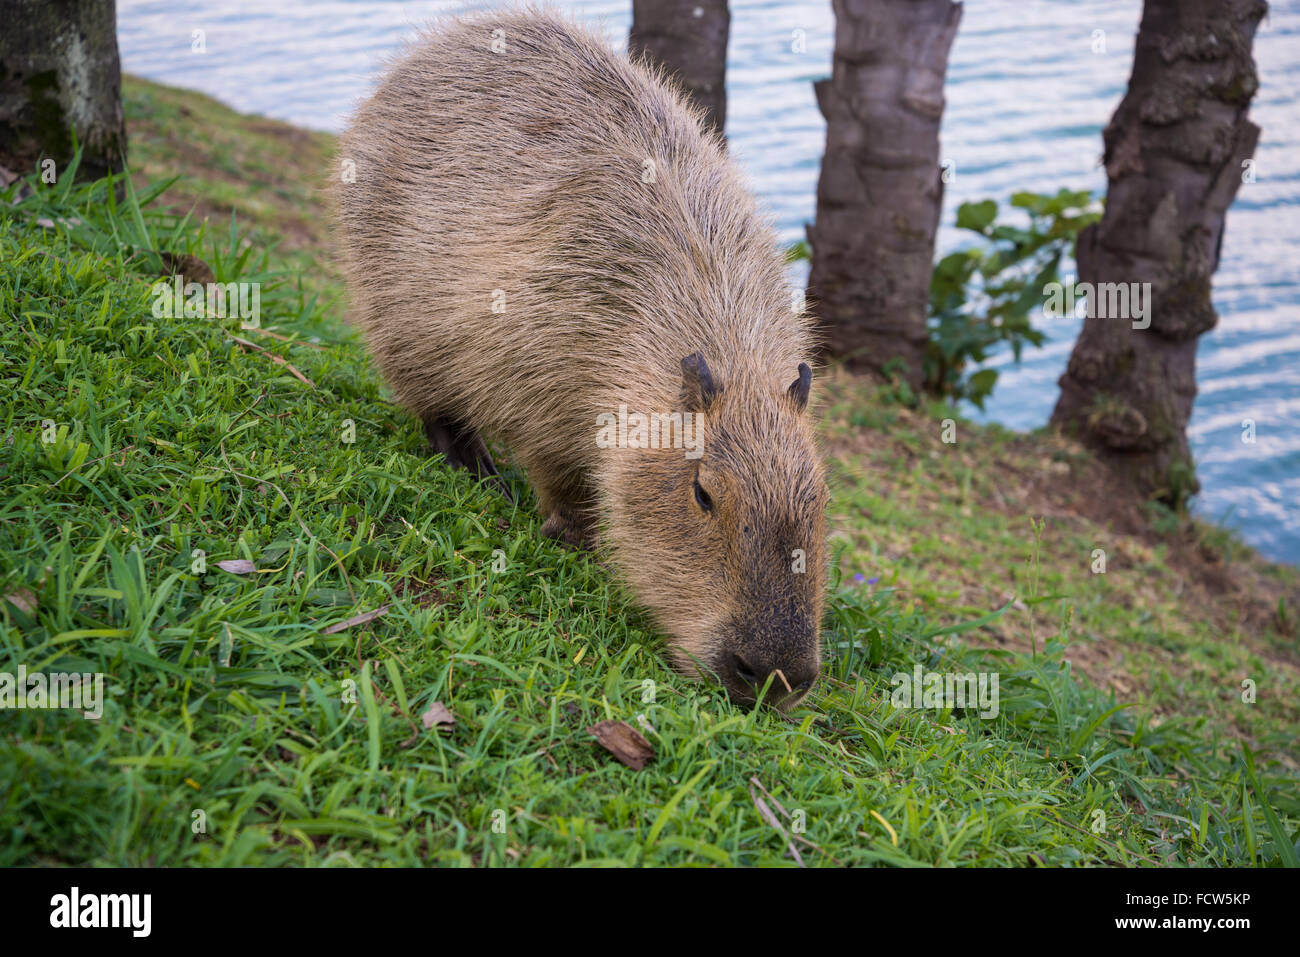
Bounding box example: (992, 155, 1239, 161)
(117, 0, 1300, 563)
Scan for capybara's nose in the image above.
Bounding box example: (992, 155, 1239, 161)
(727, 652, 817, 705)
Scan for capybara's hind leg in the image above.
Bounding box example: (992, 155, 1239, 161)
(423, 414, 514, 501)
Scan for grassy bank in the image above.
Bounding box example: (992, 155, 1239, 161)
(1, 76, 1297, 866)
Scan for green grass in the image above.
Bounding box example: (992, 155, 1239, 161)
(1, 107, 1297, 866)
(821, 389, 1300, 764)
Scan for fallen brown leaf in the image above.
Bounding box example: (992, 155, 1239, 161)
(158, 251, 217, 285)
(215, 559, 257, 574)
(421, 701, 455, 731)
(322, 604, 390, 635)
(2, 587, 37, 616)
(588, 719, 654, 770)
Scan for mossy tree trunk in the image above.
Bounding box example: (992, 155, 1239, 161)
(806, 0, 961, 392)
(0, 0, 127, 182)
(1051, 0, 1266, 505)
(629, 0, 730, 140)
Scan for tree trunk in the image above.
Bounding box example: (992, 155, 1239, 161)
(806, 0, 961, 391)
(0, 0, 127, 183)
(1051, 0, 1266, 506)
(628, 0, 730, 140)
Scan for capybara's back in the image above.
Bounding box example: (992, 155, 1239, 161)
(336, 7, 830, 707)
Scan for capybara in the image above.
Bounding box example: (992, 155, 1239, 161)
(335, 7, 828, 707)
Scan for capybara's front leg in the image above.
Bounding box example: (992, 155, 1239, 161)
(422, 413, 513, 502)
(535, 476, 598, 550)
(540, 504, 598, 550)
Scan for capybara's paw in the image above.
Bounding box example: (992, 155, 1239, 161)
(541, 507, 596, 550)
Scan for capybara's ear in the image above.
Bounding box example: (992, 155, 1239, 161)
(681, 353, 720, 411)
(788, 362, 812, 412)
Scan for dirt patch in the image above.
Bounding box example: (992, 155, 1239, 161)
(244, 118, 323, 149)
(124, 110, 333, 254)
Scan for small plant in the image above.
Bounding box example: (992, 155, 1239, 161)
(788, 189, 1100, 409)
(927, 189, 1101, 408)
(1142, 499, 1183, 536)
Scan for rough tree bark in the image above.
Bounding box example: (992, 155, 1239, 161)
(1051, 0, 1266, 505)
(628, 0, 730, 140)
(806, 0, 961, 391)
(0, 0, 127, 182)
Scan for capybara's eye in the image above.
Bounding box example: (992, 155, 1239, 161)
(693, 478, 714, 513)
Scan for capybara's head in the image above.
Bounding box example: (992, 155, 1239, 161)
(604, 353, 829, 709)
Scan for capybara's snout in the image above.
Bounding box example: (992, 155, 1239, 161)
(715, 617, 821, 710)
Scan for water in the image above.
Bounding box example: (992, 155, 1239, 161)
(116, 0, 1300, 563)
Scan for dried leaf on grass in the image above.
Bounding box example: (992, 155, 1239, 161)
(2, 587, 37, 615)
(322, 604, 389, 634)
(215, 559, 257, 574)
(588, 719, 654, 770)
(421, 701, 455, 731)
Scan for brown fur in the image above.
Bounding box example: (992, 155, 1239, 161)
(334, 5, 829, 706)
